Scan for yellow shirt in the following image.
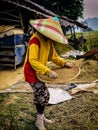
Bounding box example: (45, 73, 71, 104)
(24, 31, 66, 83)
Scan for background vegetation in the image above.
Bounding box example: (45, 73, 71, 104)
(54, 31, 98, 55)
(33, 0, 84, 20)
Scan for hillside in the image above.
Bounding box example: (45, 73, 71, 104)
(83, 17, 98, 31)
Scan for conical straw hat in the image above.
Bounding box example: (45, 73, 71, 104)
(30, 16, 68, 44)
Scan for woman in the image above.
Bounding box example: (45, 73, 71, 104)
(24, 16, 72, 130)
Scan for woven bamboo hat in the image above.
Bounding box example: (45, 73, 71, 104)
(30, 16, 68, 44)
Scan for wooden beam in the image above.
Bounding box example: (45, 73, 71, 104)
(0, 17, 20, 22)
(2, 0, 87, 29)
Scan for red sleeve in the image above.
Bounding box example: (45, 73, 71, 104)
(29, 37, 40, 47)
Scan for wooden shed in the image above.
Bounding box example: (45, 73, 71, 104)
(0, 0, 87, 69)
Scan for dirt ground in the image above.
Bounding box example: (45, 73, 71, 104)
(0, 65, 24, 90)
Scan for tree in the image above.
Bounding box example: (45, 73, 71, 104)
(83, 27, 93, 32)
(33, 0, 84, 20)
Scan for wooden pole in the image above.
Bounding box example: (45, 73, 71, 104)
(16, 0, 24, 30)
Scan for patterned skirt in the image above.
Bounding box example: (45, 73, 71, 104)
(30, 81, 50, 106)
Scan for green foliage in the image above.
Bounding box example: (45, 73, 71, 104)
(33, 0, 84, 20)
(52, 31, 98, 56)
(53, 42, 73, 55)
(76, 31, 98, 51)
(53, 31, 98, 55)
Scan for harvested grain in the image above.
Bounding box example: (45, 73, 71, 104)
(37, 66, 80, 84)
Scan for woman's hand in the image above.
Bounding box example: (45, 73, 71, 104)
(48, 71, 58, 79)
(65, 62, 73, 68)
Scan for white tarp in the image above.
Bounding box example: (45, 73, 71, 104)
(48, 87, 73, 104)
(61, 50, 84, 58)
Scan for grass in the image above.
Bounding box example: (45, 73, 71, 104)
(75, 31, 98, 51)
(0, 92, 98, 130)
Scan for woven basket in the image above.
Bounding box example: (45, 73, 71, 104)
(37, 66, 80, 84)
